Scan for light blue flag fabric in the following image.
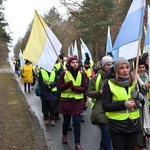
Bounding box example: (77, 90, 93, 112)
(81, 43, 86, 64)
(80, 38, 92, 60)
(112, 0, 146, 60)
(71, 44, 73, 55)
(106, 26, 113, 54)
(72, 40, 78, 57)
(145, 5, 150, 52)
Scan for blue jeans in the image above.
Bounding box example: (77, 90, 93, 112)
(63, 114, 81, 144)
(99, 124, 112, 150)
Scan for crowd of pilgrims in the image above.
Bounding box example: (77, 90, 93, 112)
(13, 52, 150, 150)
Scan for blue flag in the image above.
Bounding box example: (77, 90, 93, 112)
(81, 43, 86, 64)
(72, 40, 78, 57)
(80, 38, 92, 60)
(145, 5, 150, 52)
(112, 0, 146, 60)
(106, 26, 112, 54)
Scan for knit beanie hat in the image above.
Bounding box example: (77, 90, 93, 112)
(59, 53, 64, 60)
(134, 58, 146, 67)
(101, 56, 113, 67)
(113, 57, 130, 72)
(141, 52, 148, 62)
(84, 60, 90, 65)
(67, 56, 78, 64)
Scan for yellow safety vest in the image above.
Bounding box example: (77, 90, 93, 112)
(41, 69, 57, 91)
(84, 67, 93, 80)
(61, 70, 84, 100)
(91, 74, 101, 108)
(54, 62, 61, 71)
(106, 80, 140, 120)
(90, 60, 94, 67)
(147, 90, 150, 106)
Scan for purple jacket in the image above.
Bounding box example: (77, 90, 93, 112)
(57, 69, 88, 116)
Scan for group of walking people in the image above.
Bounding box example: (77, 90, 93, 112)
(18, 52, 150, 150)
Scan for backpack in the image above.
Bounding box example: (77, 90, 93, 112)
(35, 83, 41, 97)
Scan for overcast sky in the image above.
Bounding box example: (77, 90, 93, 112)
(3, 0, 68, 48)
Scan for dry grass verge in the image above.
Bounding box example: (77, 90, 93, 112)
(0, 71, 48, 150)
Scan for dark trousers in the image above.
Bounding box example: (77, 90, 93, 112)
(63, 114, 81, 144)
(24, 83, 31, 92)
(42, 100, 55, 120)
(111, 131, 138, 150)
(99, 124, 112, 150)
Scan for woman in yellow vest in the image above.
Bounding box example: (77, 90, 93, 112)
(102, 57, 145, 150)
(57, 56, 88, 150)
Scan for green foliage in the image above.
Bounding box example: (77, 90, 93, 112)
(67, 0, 115, 60)
(44, 7, 63, 29)
(0, 0, 12, 43)
(0, 0, 12, 62)
(14, 0, 150, 62)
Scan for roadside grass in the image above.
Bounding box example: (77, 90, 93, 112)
(0, 62, 47, 150)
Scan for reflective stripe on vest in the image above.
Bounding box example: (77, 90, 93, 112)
(106, 80, 139, 120)
(147, 90, 150, 106)
(41, 69, 57, 91)
(54, 62, 61, 71)
(61, 70, 83, 99)
(91, 74, 101, 108)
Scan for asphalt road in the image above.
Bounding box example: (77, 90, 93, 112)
(15, 74, 101, 150)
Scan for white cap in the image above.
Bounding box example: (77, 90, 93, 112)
(101, 56, 113, 67)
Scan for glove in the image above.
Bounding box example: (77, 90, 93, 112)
(67, 80, 73, 87)
(131, 90, 144, 101)
(71, 86, 76, 92)
(50, 82, 56, 88)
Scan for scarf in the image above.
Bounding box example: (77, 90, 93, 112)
(137, 73, 149, 86)
(109, 76, 131, 88)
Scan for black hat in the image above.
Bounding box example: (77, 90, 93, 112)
(134, 58, 146, 67)
(59, 53, 64, 60)
(84, 60, 90, 65)
(141, 52, 148, 62)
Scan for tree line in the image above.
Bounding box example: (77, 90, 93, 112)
(1, 0, 150, 63)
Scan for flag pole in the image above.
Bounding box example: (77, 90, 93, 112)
(148, 5, 150, 82)
(133, 0, 146, 89)
(35, 10, 70, 79)
(133, 37, 142, 89)
(106, 26, 109, 55)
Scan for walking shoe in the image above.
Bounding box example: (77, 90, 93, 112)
(75, 143, 83, 150)
(62, 135, 67, 144)
(50, 120, 55, 126)
(44, 120, 49, 125)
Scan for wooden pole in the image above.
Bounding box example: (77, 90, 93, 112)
(133, 37, 142, 89)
